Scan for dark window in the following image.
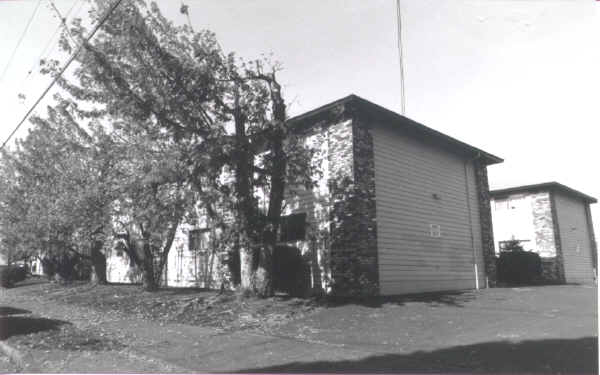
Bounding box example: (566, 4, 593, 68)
(189, 229, 205, 252)
(279, 213, 307, 242)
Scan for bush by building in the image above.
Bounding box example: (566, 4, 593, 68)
(0, 265, 27, 288)
(496, 240, 542, 285)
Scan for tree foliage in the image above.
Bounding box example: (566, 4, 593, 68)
(0, 103, 114, 282)
(1, 0, 317, 295)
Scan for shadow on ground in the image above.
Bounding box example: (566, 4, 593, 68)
(323, 290, 477, 308)
(238, 337, 598, 373)
(153, 286, 212, 295)
(0, 306, 31, 316)
(0, 316, 69, 340)
(12, 277, 51, 288)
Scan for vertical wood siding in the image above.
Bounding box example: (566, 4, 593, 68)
(553, 192, 596, 284)
(372, 124, 485, 295)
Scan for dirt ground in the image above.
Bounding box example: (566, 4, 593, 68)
(0, 280, 597, 373)
(0, 352, 18, 373)
(16, 278, 319, 331)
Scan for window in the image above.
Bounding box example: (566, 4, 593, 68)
(279, 213, 307, 242)
(188, 229, 206, 252)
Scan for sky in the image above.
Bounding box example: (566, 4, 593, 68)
(0, 0, 599, 235)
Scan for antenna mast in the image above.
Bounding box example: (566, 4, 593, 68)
(396, 0, 406, 115)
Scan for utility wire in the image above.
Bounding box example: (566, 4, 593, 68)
(44, 0, 85, 58)
(0, 0, 43, 83)
(21, 0, 83, 89)
(1, 0, 126, 150)
(396, 0, 406, 115)
(49, 0, 79, 47)
(22, 26, 61, 84)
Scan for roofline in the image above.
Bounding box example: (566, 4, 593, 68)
(490, 182, 597, 204)
(287, 94, 503, 165)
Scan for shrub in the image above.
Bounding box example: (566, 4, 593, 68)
(497, 250, 542, 285)
(0, 265, 27, 288)
(273, 245, 311, 297)
(9, 265, 27, 283)
(0, 266, 12, 288)
(41, 253, 91, 281)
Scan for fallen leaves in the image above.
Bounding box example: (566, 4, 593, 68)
(8, 321, 125, 352)
(21, 281, 321, 333)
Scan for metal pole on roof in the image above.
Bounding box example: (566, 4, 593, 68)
(396, 0, 406, 115)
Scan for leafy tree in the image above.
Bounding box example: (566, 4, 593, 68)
(0, 152, 28, 266)
(211, 58, 317, 296)
(38, 0, 317, 296)
(0, 103, 115, 283)
(107, 116, 197, 291)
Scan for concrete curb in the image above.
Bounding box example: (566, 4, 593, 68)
(0, 340, 25, 370)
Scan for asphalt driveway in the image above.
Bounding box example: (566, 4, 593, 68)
(249, 285, 598, 372)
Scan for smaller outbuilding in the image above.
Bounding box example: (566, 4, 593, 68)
(490, 182, 597, 284)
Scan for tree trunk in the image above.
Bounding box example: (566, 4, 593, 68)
(232, 94, 260, 294)
(255, 232, 274, 297)
(259, 80, 287, 298)
(141, 236, 158, 292)
(310, 236, 324, 295)
(142, 266, 158, 291)
(154, 218, 180, 286)
(239, 243, 254, 291)
(90, 239, 107, 285)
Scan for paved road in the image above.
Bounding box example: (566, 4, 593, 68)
(0, 284, 597, 373)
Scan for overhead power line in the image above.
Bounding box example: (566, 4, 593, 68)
(21, 0, 85, 88)
(396, 0, 406, 115)
(1, 0, 126, 151)
(0, 0, 43, 83)
(22, 26, 61, 83)
(49, 0, 79, 46)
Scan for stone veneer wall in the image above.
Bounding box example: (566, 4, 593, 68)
(584, 204, 598, 275)
(531, 193, 557, 257)
(549, 191, 567, 283)
(531, 192, 562, 282)
(473, 159, 497, 286)
(327, 113, 379, 296)
(540, 258, 563, 284)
